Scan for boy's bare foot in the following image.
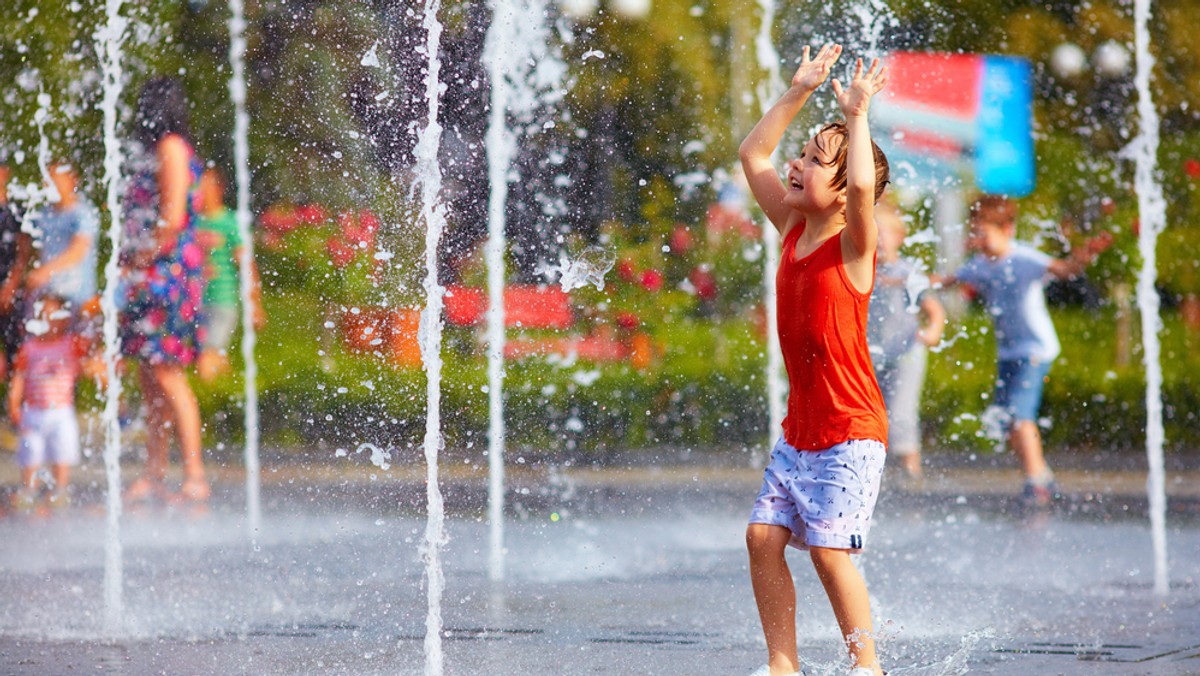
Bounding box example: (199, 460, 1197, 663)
(124, 476, 168, 504)
(899, 453, 923, 479)
(178, 476, 211, 503)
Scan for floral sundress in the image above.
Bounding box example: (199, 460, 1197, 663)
(119, 137, 207, 366)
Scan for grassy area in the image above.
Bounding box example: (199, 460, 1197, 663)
(85, 288, 1200, 459)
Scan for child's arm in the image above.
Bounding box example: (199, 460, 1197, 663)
(7, 372, 23, 427)
(739, 44, 842, 234)
(916, 294, 946, 347)
(831, 58, 889, 259)
(1046, 232, 1113, 280)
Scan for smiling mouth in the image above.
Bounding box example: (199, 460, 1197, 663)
(789, 177, 802, 190)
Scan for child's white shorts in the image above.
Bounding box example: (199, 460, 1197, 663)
(748, 436, 886, 552)
(17, 407, 81, 468)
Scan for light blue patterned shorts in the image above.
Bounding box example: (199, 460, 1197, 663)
(749, 436, 886, 552)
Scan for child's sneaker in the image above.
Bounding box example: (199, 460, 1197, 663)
(1020, 472, 1058, 508)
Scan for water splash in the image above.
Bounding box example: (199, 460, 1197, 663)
(414, 0, 449, 672)
(754, 0, 787, 444)
(484, 0, 514, 585)
(227, 0, 261, 542)
(1131, 0, 1169, 597)
(904, 264, 932, 315)
(94, 0, 129, 635)
(359, 41, 381, 68)
(544, 245, 616, 292)
(483, 0, 566, 583)
(848, 0, 899, 59)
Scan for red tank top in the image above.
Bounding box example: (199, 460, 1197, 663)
(777, 225, 888, 450)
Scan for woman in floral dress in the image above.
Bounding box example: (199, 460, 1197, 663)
(121, 77, 210, 504)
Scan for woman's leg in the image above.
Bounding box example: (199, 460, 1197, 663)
(150, 363, 206, 492)
(137, 364, 171, 483)
(747, 523, 800, 675)
(810, 547, 882, 675)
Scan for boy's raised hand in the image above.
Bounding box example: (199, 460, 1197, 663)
(790, 44, 842, 93)
(832, 57, 889, 118)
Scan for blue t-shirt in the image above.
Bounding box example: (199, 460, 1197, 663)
(954, 242, 1060, 362)
(30, 198, 99, 306)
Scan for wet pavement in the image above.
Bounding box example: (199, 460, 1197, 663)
(0, 451, 1198, 675)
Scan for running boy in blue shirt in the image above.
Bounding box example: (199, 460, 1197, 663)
(939, 195, 1109, 505)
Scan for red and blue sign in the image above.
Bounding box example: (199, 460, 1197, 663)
(873, 52, 1035, 196)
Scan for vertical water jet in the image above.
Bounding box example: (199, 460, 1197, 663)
(95, 0, 128, 634)
(1132, 0, 1169, 598)
(415, 0, 449, 672)
(227, 0, 261, 541)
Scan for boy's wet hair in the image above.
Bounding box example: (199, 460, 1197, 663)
(813, 121, 890, 203)
(969, 194, 1017, 228)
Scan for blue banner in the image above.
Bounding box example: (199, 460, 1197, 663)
(975, 56, 1035, 196)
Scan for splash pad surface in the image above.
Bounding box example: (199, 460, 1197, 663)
(0, 458, 1197, 675)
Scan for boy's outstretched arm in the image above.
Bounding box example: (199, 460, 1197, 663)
(739, 44, 841, 233)
(1047, 231, 1113, 279)
(831, 58, 889, 258)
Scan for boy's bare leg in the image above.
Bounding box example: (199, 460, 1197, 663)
(810, 547, 882, 675)
(747, 523, 800, 675)
(1010, 420, 1049, 479)
(50, 463, 71, 492)
(19, 466, 38, 491)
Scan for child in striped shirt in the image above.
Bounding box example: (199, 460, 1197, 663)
(7, 294, 86, 511)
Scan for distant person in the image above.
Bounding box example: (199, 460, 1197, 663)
(938, 195, 1110, 506)
(194, 168, 264, 381)
(868, 201, 945, 480)
(26, 163, 99, 316)
(7, 295, 87, 512)
(739, 44, 891, 676)
(0, 161, 31, 380)
(120, 76, 209, 505)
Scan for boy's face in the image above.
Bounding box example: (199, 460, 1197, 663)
(875, 205, 906, 256)
(49, 164, 77, 204)
(783, 131, 844, 215)
(968, 217, 1013, 256)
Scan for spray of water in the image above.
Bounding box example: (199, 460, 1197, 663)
(481, 0, 566, 583)
(544, 245, 616, 292)
(33, 91, 60, 208)
(483, 0, 516, 585)
(94, 0, 128, 635)
(415, 0, 449, 672)
(754, 0, 787, 445)
(1131, 0, 1169, 597)
(227, 0, 261, 542)
(848, 0, 898, 59)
